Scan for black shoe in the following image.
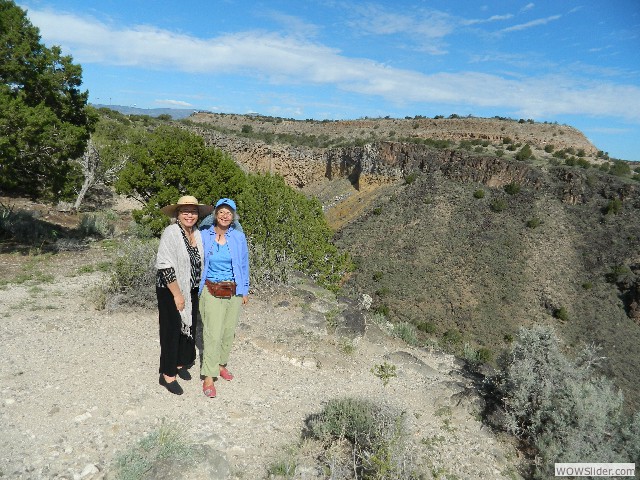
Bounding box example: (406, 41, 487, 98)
(159, 374, 184, 395)
(177, 367, 192, 381)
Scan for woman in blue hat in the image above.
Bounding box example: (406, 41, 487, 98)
(198, 198, 249, 398)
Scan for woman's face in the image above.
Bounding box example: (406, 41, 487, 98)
(177, 206, 199, 228)
(216, 206, 234, 228)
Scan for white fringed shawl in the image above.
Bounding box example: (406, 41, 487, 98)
(155, 223, 204, 337)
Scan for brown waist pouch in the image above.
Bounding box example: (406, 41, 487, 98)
(205, 280, 236, 298)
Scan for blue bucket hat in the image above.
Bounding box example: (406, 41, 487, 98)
(215, 197, 236, 211)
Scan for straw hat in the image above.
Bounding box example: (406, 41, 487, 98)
(160, 195, 214, 217)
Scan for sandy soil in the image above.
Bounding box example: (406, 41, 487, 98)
(0, 245, 521, 479)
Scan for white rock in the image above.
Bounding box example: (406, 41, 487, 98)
(81, 463, 99, 477)
(74, 412, 92, 423)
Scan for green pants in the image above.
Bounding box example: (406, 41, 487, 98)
(199, 291, 243, 378)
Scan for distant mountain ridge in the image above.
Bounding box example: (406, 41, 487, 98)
(90, 104, 199, 119)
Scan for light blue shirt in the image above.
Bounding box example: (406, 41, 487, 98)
(205, 242, 234, 281)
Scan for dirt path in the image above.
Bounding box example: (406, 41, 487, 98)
(0, 249, 520, 479)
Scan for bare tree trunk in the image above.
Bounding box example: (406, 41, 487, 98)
(73, 171, 94, 210)
(73, 140, 99, 211)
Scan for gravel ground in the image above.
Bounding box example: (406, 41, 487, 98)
(0, 251, 521, 479)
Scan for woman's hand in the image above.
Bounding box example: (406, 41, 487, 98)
(242, 295, 249, 305)
(173, 292, 185, 311)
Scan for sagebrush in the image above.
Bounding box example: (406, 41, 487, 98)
(487, 325, 640, 479)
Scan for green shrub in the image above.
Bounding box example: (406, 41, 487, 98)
(441, 328, 462, 348)
(464, 343, 494, 367)
(504, 182, 521, 195)
(553, 306, 569, 322)
(97, 238, 159, 310)
(113, 420, 192, 480)
(79, 210, 119, 238)
(392, 322, 419, 345)
(473, 189, 485, 199)
(375, 286, 390, 297)
(605, 264, 633, 284)
(544, 144, 554, 153)
(610, 160, 631, 177)
(490, 198, 507, 212)
(370, 362, 397, 387)
(267, 447, 297, 479)
(604, 198, 623, 215)
(488, 325, 638, 479)
(247, 241, 295, 292)
(239, 173, 353, 291)
(0, 203, 59, 244)
(495, 149, 504, 157)
(576, 158, 591, 169)
(373, 206, 383, 215)
(404, 172, 418, 184)
(515, 144, 533, 161)
(373, 304, 390, 317)
(305, 397, 414, 479)
(526, 217, 541, 229)
(416, 321, 436, 334)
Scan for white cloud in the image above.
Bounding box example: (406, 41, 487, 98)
(155, 99, 193, 107)
(500, 14, 561, 32)
(347, 4, 453, 38)
(25, 7, 640, 123)
(463, 13, 514, 26)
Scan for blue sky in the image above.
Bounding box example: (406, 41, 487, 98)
(19, 0, 640, 161)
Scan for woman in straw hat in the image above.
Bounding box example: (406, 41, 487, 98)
(156, 195, 213, 395)
(198, 197, 249, 398)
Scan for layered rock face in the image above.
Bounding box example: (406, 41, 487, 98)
(185, 112, 602, 193)
(188, 126, 543, 191)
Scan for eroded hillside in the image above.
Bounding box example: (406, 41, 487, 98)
(185, 113, 640, 409)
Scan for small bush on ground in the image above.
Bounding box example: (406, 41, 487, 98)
(305, 397, 416, 479)
(604, 198, 623, 215)
(371, 362, 397, 387)
(0, 203, 59, 244)
(515, 144, 533, 161)
(490, 198, 507, 212)
(553, 306, 569, 322)
(113, 420, 191, 480)
(247, 241, 295, 293)
(392, 322, 419, 345)
(526, 217, 541, 229)
(404, 172, 418, 184)
(610, 160, 631, 177)
(96, 238, 159, 310)
(463, 342, 494, 369)
(487, 325, 639, 479)
(473, 189, 485, 199)
(79, 210, 118, 237)
(504, 182, 521, 195)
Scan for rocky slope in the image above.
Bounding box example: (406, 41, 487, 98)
(181, 114, 640, 412)
(184, 113, 602, 191)
(0, 246, 520, 479)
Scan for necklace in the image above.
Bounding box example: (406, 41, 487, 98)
(181, 225, 196, 246)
